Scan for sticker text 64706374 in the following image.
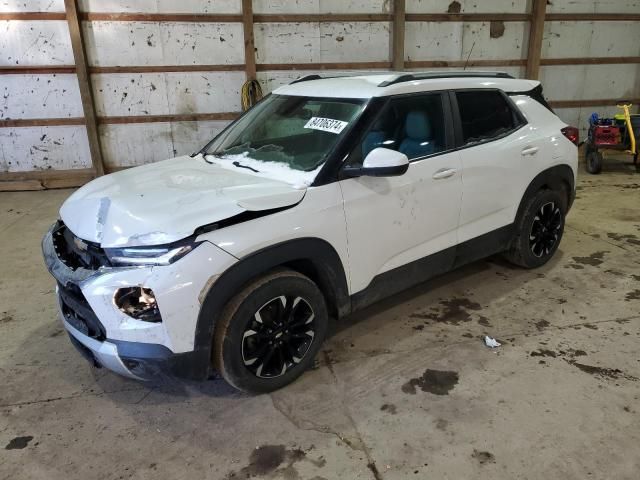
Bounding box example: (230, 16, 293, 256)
(303, 117, 349, 134)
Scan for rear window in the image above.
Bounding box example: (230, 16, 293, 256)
(455, 90, 524, 145)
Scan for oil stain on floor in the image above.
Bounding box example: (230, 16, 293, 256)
(569, 251, 608, 268)
(5, 436, 33, 450)
(410, 297, 483, 326)
(402, 369, 459, 395)
(227, 444, 326, 479)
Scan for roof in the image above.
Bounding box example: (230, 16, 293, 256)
(273, 72, 540, 99)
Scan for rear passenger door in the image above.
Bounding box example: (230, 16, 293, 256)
(452, 89, 531, 243)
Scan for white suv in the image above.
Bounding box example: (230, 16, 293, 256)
(43, 72, 578, 392)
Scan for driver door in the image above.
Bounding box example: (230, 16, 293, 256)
(338, 92, 463, 302)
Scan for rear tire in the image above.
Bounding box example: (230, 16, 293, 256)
(213, 269, 328, 393)
(586, 149, 602, 174)
(504, 189, 566, 269)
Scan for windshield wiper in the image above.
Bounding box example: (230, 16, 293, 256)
(233, 161, 260, 173)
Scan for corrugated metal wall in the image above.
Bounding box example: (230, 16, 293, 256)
(1, 0, 639, 184)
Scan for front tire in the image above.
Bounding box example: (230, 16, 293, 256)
(504, 189, 566, 269)
(213, 269, 328, 393)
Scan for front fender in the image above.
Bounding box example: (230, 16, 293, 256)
(194, 237, 350, 376)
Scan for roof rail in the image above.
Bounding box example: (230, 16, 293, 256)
(289, 74, 324, 84)
(378, 71, 515, 87)
(289, 71, 396, 85)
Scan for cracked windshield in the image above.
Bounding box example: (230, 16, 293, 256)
(203, 95, 366, 182)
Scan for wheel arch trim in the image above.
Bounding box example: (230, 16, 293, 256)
(515, 164, 575, 224)
(194, 237, 350, 371)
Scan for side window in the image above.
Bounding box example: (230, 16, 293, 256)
(455, 90, 523, 145)
(351, 93, 447, 164)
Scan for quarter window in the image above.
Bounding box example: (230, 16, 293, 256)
(456, 90, 523, 145)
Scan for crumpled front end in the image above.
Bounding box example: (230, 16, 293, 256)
(42, 221, 237, 380)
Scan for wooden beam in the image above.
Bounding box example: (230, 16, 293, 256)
(253, 13, 392, 22)
(549, 98, 640, 109)
(392, 0, 406, 71)
(98, 112, 240, 125)
(525, 0, 547, 80)
(546, 13, 640, 22)
(81, 12, 243, 22)
(0, 179, 46, 191)
(541, 56, 640, 66)
(0, 65, 76, 75)
(0, 168, 95, 191)
(90, 64, 245, 74)
(86, 56, 640, 76)
(405, 59, 526, 68)
(0, 12, 66, 20)
(256, 61, 392, 71)
(5, 10, 636, 23)
(405, 13, 530, 22)
(64, 0, 105, 177)
(242, 0, 257, 81)
(0, 117, 85, 128)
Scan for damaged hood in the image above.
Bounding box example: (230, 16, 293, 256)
(60, 155, 307, 248)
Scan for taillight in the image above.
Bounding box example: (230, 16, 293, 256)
(561, 126, 579, 146)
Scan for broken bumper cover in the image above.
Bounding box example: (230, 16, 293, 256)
(63, 317, 144, 380)
(61, 312, 206, 381)
(42, 224, 237, 381)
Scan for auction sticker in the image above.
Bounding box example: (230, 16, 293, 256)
(304, 117, 348, 134)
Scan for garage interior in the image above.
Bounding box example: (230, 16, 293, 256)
(1, 0, 640, 479)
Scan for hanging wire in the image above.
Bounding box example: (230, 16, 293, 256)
(241, 79, 264, 111)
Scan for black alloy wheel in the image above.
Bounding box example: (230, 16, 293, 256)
(213, 269, 328, 393)
(242, 295, 316, 378)
(529, 201, 562, 258)
(504, 188, 566, 269)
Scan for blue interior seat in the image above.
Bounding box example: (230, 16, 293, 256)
(399, 111, 435, 159)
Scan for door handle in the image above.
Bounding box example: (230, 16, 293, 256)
(521, 146, 539, 156)
(432, 168, 457, 180)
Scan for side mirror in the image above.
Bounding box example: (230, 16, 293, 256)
(343, 148, 409, 178)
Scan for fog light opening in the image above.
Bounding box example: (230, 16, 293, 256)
(115, 287, 162, 323)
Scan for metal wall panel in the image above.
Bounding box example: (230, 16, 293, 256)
(253, 0, 390, 14)
(547, 0, 640, 14)
(1, 74, 83, 119)
(0, 0, 65, 12)
(406, 0, 530, 14)
(254, 22, 391, 64)
(0, 126, 91, 171)
(405, 21, 528, 61)
(92, 72, 243, 116)
(543, 21, 640, 58)
(83, 21, 244, 66)
(99, 120, 229, 168)
(78, 0, 241, 14)
(0, 20, 73, 66)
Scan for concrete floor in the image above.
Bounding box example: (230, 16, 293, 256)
(1, 156, 639, 480)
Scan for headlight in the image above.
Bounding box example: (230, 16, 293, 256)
(104, 239, 201, 266)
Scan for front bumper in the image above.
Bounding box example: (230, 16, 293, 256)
(61, 310, 206, 381)
(42, 224, 237, 381)
(63, 317, 143, 380)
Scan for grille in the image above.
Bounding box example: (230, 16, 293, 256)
(58, 282, 106, 341)
(52, 221, 109, 270)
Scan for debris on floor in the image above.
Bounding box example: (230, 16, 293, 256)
(484, 336, 501, 348)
